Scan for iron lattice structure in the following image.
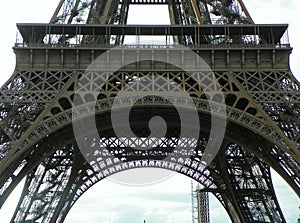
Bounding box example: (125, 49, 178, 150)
(197, 189, 209, 223)
(191, 181, 209, 223)
(0, 0, 300, 222)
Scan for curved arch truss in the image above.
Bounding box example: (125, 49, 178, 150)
(5, 122, 289, 223)
(0, 65, 299, 222)
(1, 0, 300, 222)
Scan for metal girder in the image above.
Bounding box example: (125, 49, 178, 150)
(12, 146, 75, 222)
(219, 143, 286, 223)
(0, 50, 299, 222)
(47, 0, 253, 45)
(4, 121, 290, 222)
(0, 0, 299, 222)
(0, 67, 299, 221)
(49, 0, 253, 25)
(5, 123, 218, 222)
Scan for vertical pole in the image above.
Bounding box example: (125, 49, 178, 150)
(191, 181, 195, 223)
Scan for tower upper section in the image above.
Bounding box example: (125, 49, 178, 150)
(50, 0, 254, 26)
(13, 0, 290, 47)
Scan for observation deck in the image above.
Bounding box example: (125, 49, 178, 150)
(13, 24, 292, 71)
(16, 23, 289, 47)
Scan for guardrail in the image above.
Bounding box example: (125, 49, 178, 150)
(14, 43, 291, 49)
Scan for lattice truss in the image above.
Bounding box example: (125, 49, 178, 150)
(3, 125, 290, 223)
(1, 67, 299, 156)
(222, 144, 286, 222)
(0, 71, 73, 159)
(193, 184, 210, 223)
(0, 66, 299, 222)
(42, 0, 253, 45)
(50, 0, 252, 25)
(0, 0, 299, 222)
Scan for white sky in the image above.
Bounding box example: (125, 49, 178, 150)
(0, 1, 299, 223)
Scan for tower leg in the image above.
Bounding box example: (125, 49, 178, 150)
(217, 143, 286, 223)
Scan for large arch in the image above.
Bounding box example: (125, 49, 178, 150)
(0, 46, 299, 223)
(4, 103, 291, 223)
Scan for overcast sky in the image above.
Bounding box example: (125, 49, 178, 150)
(0, 1, 299, 223)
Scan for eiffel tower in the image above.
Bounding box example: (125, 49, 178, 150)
(0, 0, 299, 222)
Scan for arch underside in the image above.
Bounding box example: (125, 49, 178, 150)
(0, 67, 299, 223)
(7, 109, 288, 223)
(0, 0, 299, 222)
